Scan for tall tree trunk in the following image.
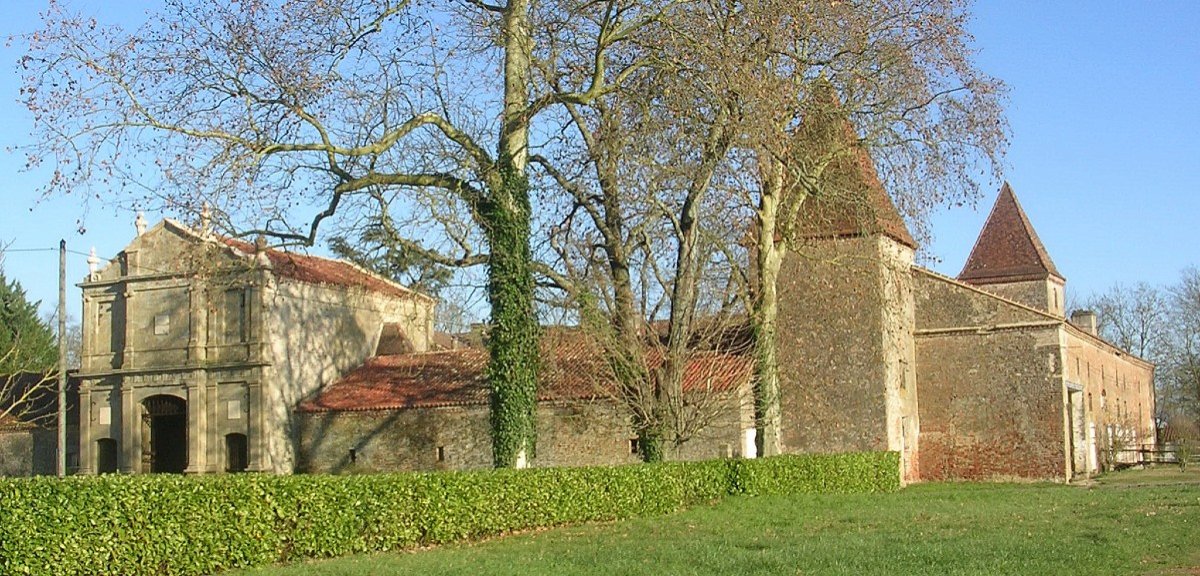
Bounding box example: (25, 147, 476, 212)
(752, 156, 786, 457)
(488, 0, 538, 468)
(657, 189, 700, 461)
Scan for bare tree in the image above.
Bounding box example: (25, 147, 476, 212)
(530, 0, 761, 460)
(1163, 268, 1200, 423)
(668, 0, 1008, 454)
(1085, 275, 1199, 426)
(22, 0, 666, 467)
(1086, 282, 1170, 361)
(533, 0, 1006, 460)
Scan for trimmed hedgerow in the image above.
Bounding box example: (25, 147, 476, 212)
(0, 452, 898, 576)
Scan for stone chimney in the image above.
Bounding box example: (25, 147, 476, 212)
(1071, 310, 1098, 336)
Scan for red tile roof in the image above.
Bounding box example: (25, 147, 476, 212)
(297, 331, 753, 413)
(221, 236, 427, 301)
(958, 183, 1062, 285)
(788, 83, 917, 250)
(0, 414, 35, 431)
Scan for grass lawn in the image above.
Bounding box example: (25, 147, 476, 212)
(234, 467, 1200, 576)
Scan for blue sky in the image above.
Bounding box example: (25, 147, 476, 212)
(0, 1, 1198, 319)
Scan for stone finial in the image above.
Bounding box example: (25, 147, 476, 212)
(199, 202, 212, 236)
(87, 247, 101, 279)
(253, 235, 272, 267)
(134, 212, 147, 237)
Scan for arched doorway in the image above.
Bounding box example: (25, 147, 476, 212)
(225, 433, 248, 473)
(142, 395, 187, 473)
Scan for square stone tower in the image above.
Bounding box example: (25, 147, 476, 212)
(772, 92, 920, 481)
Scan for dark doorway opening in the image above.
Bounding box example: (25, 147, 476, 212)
(96, 438, 119, 474)
(143, 395, 187, 473)
(226, 433, 248, 473)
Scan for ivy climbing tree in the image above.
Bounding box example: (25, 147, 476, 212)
(22, 0, 666, 467)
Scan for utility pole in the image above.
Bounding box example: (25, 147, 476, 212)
(57, 239, 67, 477)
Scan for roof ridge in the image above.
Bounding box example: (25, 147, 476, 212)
(156, 218, 432, 302)
(913, 265, 1061, 322)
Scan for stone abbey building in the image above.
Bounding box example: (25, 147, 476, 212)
(64, 177, 1154, 481)
(73, 220, 434, 474)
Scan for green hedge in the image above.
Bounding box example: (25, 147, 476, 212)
(0, 452, 898, 575)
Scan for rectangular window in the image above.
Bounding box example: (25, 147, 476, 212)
(224, 289, 248, 343)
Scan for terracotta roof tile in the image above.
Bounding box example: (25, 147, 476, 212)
(297, 331, 753, 413)
(222, 237, 425, 300)
(0, 414, 36, 431)
(958, 183, 1062, 284)
(788, 83, 917, 250)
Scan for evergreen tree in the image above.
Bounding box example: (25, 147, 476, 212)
(0, 272, 57, 375)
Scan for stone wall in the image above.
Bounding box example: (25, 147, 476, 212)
(1063, 325, 1155, 471)
(966, 278, 1065, 318)
(914, 272, 1067, 481)
(0, 428, 58, 477)
(296, 394, 749, 473)
(0, 428, 34, 476)
(263, 279, 432, 473)
(775, 236, 916, 476)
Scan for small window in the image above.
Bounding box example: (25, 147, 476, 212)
(628, 438, 640, 455)
(226, 433, 248, 473)
(349, 448, 357, 464)
(154, 314, 170, 335)
(437, 446, 446, 462)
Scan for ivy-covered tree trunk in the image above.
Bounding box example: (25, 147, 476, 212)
(488, 0, 537, 468)
(484, 168, 539, 468)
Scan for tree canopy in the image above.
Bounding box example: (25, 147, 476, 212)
(23, 0, 1007, 464)
(0, 272, 57, 376)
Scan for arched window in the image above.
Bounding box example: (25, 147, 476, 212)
(96, 438, 119, 474)
(226, 433, 248, 473)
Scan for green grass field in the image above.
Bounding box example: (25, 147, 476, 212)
(234, 467, 1200, 576)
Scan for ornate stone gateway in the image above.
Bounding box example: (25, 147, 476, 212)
(142, 395, 188, 473)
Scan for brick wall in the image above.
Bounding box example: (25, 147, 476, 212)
(1063, 326, 1155, 471)
(916, 328, 1065, 480)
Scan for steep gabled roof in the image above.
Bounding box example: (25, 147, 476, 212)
(958, 183, 1062, 285)
(788, 82, 917, 250)
(297, 330, 753, 413)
